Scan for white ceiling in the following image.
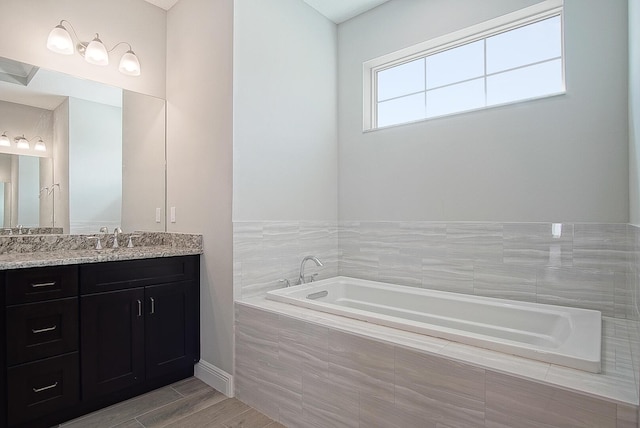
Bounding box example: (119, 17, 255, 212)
(142, 0, 179, 10)
(303, 0, 390, 24)
(142, 0, 390, 23)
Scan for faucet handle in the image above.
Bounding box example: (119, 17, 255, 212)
(88, 236, 103, 250)
(278, 278, 291, 288)
(99, 226, 109, 234)
(127, 235, 141, 248)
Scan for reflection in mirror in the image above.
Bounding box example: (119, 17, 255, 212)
(0, 56, 166, 234)
(0, 154, 53, 229)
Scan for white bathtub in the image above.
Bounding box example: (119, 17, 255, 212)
(266, 276, 602, 373)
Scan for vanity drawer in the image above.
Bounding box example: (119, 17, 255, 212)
(6, 298, 78, 366)
(6, 265, 78, 304)
(7, 352, 79, 427)
(80, 256, 197, 294)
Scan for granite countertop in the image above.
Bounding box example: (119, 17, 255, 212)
(0, 232, 203, 270)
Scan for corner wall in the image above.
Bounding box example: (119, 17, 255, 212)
(166, 0, 235, 379)
(232, 0, 338, 222)
(338, 0, 629, 222)
(630, 0, 640, 224)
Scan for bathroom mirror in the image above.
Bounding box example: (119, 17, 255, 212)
(0, 56, 166, 234)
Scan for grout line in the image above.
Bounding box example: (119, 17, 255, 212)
(220, 406, 253, 428)
(170, 385, 186, 398)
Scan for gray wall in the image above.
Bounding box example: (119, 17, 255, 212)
(18, 156, 39, 227)
(167, 0, 234, 376)
(338, 0, 629, 222)
(233, 0, 338, 222)
(121, 90, 166, 232)
(630, 0, 640, 224)
(53, 99, 70, 232)
(68, 97, 122, 234)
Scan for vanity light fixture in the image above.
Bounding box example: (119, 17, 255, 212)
(47, 20, 141, 76)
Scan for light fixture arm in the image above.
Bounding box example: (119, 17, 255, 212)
(57, 20, 82, 44)
(109, 41, 133, 54)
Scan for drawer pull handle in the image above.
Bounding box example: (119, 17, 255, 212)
(32, 325, 57, 334)
(150, 297, 155, 314)
(137, 300, 142, 317)
(33, 382, 58, 393)
(31, 281, 56, 288)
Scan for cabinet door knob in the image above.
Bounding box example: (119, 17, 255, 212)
(33, 382, 58, 393)
(150, 297, 155, 314)
(32, 325, 57, 334)
(137, 299, 142, 317)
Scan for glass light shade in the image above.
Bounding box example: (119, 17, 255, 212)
(47, 25, 74, 55)
(0, 133, 10, 147)
(85, 36, 109, 66)
(34, 139, 47, 152)
(16, 137, 30, 149)
(119, 50, 141, 76)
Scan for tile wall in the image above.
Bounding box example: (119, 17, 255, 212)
(233, 222, 339, 299)
(234, 220, 640, 424)
(235, 221, 634, 318)
(340, 222, 631, 317)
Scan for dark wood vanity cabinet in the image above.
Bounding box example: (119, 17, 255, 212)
(80, 257, 199, 401)
(2, 255, 200, 428)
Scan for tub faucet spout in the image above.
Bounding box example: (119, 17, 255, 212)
(299, 255, 323, 284)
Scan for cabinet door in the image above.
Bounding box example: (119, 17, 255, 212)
(81, 288, 145, 400)
(145, 281, 197, 380)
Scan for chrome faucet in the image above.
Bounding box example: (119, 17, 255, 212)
(298, 255, 323, 285)
(17, 224, 23, 235)
(113, 227, 123, 248)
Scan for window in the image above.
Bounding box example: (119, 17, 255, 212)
(364, 0, 564, 130)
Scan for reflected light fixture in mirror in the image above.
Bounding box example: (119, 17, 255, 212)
(15, 135, 30, 149)
(0, 132, 10, 147)
(0, 132, 47, 151)
(34, 138, 47, 152)
(46, 20, 141, 76)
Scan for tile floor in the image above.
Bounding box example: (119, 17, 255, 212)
(58, 377, 283, 428)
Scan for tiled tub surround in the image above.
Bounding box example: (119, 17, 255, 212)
(234, 221, 640, 426)
(0, 231, 203, 269)
(235, 221, 634, 319)
(235, 301, 637, 428)
(233, 222, 339, 299)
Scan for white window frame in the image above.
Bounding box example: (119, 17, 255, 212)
(363, 0, 565, 131)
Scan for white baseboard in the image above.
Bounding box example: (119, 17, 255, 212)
(195, 360, 234, 397)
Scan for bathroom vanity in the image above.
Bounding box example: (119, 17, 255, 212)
(0, 251, 201, 428)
